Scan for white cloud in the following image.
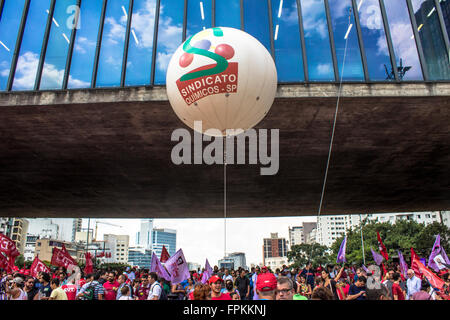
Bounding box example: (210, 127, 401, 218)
(301, 0, 330, 39)
(75, 36, 96, 55)
(156, 51, 173, 72)
(8, 51, 89, 90)
(317, 63, 332, 75)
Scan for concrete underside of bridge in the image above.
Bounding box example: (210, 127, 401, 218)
(0, 83, 449, 218)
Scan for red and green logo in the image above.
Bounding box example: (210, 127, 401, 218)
(176, 27, 238, 106)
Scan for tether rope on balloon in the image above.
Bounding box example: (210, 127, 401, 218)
(309, 7, 353, 263)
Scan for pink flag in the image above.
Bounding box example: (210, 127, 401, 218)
(150, 252, 171, 281)
(428, 235, 442, 272)
(201, 259, 213, 284)
(165, 249, 190, 284)
(371, 247, 383, 265)
(30, 256, 50, 278)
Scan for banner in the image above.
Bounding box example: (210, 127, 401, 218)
(0, 233, 20, 270)
(371, 247, 383, 265)
(336, 236, 347, 264)
(413, 257, 445, 290)
(377, 231, 389, 261)
(201, 259, 213, 284)
(165, 249, 190, 284)
(410, 248, 422, 278)
(150, 252, 171, 281)
(51, 246, 76, 269)
(84, 252, 93, 275)
(398, 250, 408, 278)
(160, 245, 170, 263)
(30, 256, 50, 278)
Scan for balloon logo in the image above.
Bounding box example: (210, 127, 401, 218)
(167, 27, 277, 136)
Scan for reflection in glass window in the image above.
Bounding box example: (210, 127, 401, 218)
(357, 0, 393, 81)
(440, 0, 450, 38)
(125, 0, 157, 86)
(187, 0, 212, 39)
(12, 0, 51, 91)
(411, 0, 450, 80)
(243, 0, 271, 52)
(271, 0, 304, 82)
(154, 0, 183, 84)
(300, 0, 334, 81)
(68, 0, 103, 89)
(384, 0, 423, 80)
(329, 0, 364, 81)
(96, 0, 129, 87)
(40, 0, 78, 90)
(215, 0, 240, 29)
(0, 0, 26, 90)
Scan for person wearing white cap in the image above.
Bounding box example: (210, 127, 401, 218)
(7, 278, 27, 300)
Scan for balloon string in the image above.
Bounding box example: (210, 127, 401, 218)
(309, 7, 352, 262)
(224, 137, 227, 259)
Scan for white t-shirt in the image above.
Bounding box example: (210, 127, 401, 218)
(223, 275, 233, 281)
(148, 282, 162, 300)
(119, 295, 133, 300)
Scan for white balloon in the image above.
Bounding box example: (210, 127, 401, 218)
(166, 27, 277, 137)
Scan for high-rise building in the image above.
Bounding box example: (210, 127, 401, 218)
(34, 238, 83, 263)
(152, 228, 177, 258)
(288, 226, 304, 247)
(136, 219, 154, 250)
(440, 211, 450, 229)
(218, 252, 247, 270)
(27, 218, 82, 242)
(104, 234, 129, 265)
(263, 233, 288, 270)
(316, 212, 443, 247)
(128, 246, 152, 269)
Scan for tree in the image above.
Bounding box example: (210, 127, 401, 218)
(329, 219, 450, 265)
(14, 255, 25, 269)
(287, 243, 331, 268)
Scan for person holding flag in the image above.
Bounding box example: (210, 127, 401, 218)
(406, 269, 421, 300)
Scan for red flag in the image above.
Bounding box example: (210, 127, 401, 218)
(30, 256, 51, 278)
(410, 248, 423, 278)
(0, 233, 20, 270)
(160, 245, 170, 263)
(0, 252, 8, 270)
(413, 257, 445, 290)
(84, 252, 93, 275)
(51, 246, 76, 269)
(377, 231, 389, 261)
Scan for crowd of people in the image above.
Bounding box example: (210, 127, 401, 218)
(1, 261, 449, 301)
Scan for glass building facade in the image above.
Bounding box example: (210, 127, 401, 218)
(152, 228, 176, 257)
(0, 0, 449, 92)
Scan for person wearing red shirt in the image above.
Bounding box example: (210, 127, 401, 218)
(136, 275, 151, 300)
(103, 272, 120, 300)
(61, 278, 78, 300)
(209, 276, 231, 300)
(392, 272, 405, 300)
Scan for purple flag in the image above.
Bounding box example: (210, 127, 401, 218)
(150, 252, 171, 281)
(420, 258, 427, 266)
(441, 246, 450, 265)
(336, 236, 347, 263)
(201, 259, 213, 284)
(362, 265, 370, 274)
(398, 250, 408, 278)
(165, 249, 190, 284)
(428, 235, 441, 272)
(371, 247, 383, 265)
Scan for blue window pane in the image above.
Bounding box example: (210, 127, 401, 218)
(300, 0, 334, 81)
(96, 0, 129, 87)
(215, 0, 240, 29)
(271, 0, 304, 82)
(40, 0, 78, 90)
(384, 0, 423, 80)
(329, 0, 364, 81)
(187, 0, 212, 38)
(0, 0, 26, 90)
(12, 0, 52, 91)
(357, 0, 394, 81)
(411, 0, 450, 80)
(125, 0, 157, 86)
(68, 0, 103, 89)
(154, 0, 183, 85)
(244, 0, 271, 52)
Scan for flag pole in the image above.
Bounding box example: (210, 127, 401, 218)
(360, 214, 366, 265)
